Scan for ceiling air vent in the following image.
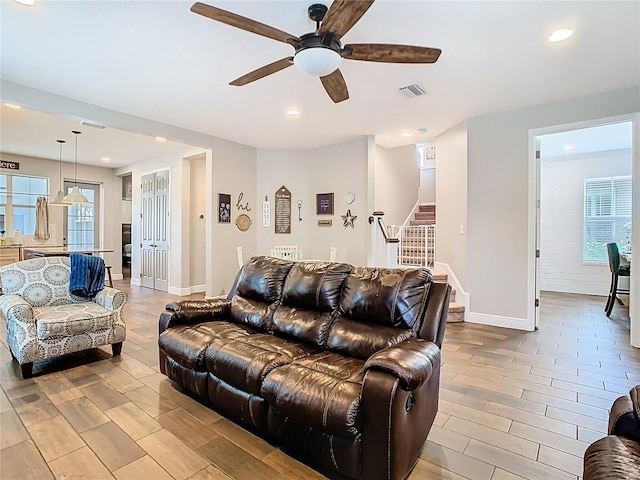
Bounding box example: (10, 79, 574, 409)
(398, 84, 427, 98)
(80, 121, 106, 129)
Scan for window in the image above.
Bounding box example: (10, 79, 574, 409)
(0, 174, 49, 235)
(584, 175, 632, 262)
(64, 182, 100, 250)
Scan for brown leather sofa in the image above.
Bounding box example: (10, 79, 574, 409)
(583, 386, 640, 479)
(158, 256, 451, 480)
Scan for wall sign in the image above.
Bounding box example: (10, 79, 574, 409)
(274, 186, 291, 234)
(262, 196, 271, 228)
(318, 220, 332, 227)
(0, 161, 19, 170)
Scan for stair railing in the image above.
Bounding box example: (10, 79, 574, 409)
(369, 211, 400, 267)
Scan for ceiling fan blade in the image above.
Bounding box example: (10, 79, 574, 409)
(344, 44, 442, 63)
(320, 69, 349, 103)
(191, 2, 300, 45)
(230, 57, 294, 86)
(318, 0, 375, 41)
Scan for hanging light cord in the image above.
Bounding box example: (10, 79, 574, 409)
(72, 130, 81, 187)
(57, 139, 65, 191)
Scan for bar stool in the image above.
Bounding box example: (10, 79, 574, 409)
(105, 265, 113, 288)
(605, 242, 630, 317)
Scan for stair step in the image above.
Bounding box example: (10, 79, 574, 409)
(414, 212, 436, 220)
(419, 205, 436, 213)
(448, 302, 465, 323)
(431, 272, 447, 282)
(410, 220, 436, 226)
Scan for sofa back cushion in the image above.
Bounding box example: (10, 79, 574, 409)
(0, 257, 88, 307)
(326, 267, 431, 359)
(230, 256, 293, 332)
(235, 256, 293, 303)
(273, 262, 352, 346)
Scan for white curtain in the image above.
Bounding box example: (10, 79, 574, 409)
(34, 196, 50, 240)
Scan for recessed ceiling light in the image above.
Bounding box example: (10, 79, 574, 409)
(549, 28, 573, 43)
(286, 108, 301, 117)
(100, 157, 111, 163)
(155, 136, 167, 143)
(564, 144, 576, 151)
(3, 103, 21, 110)
(13, 0, 36, 5)
(418, 128, 428, 135)
(402, 132, 412, 137)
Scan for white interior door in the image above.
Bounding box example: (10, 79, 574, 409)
(140, 171, 169, 291)
(153, 171, 169, 292)
(140, 173, 155, 289)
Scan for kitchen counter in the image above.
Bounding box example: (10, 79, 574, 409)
(22, 248, 113, 259)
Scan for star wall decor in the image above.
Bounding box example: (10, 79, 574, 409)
(341, 209, 357, 229)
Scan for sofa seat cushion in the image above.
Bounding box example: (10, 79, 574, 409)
(584, 435, 640, 480)
(205, 334, 319, 396)
(35, 303, 115, 340)
(159, 322, 255, 371)
(261, 352, 365, 437)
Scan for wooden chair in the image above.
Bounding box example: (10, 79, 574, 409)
(270, 246, 302, 261)
(605, 242, 630, 316)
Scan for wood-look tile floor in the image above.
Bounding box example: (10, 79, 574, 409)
(1, 284, 638, 479)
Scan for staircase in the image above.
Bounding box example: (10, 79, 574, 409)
(432, 271, 465, 323)
(398, 204, 436, 267)
(410, 204, 436, 226)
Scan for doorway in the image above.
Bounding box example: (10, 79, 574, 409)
(529, 114, 637, 344)
(140, 170, 169, 291)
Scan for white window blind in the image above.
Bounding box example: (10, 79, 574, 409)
(0, 174, 49, 236)
(584, 175, 632, 262)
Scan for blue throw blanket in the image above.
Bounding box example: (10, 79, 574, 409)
(69, 253, 105, 298)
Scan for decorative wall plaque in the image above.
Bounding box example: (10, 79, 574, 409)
(318, 220, 332, 227)
(262, 196, 270, 228)
(235, 214, 252, 231)
(274, 186, 291, 234)
(341, 209, 357, 229)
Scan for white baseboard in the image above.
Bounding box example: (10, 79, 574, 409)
(190, 284, 206, 294)
(468, 312, 533, 331)
(112, 273, 123, 281)
(168, 286, 191, 296)
(434, 262, 469, 322)
(130, 278, 141, 286)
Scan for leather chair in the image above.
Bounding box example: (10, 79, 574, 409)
(583, 386, 640, 479)
(605, 242, 630, 317)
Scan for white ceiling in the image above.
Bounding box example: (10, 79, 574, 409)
(1, 0, 639, 157)
(539, 121, 633, 158)
(0, 105, 199, 168)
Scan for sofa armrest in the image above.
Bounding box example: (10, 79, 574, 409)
(0, 294, 34, 324)
(364, 338, 440, 391)
(163, 298, 231, 328)
(608, 386, 640, 443)
(93, 287, 127, 312)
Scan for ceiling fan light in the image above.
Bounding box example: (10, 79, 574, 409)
(62, 186, 89, 204)
(294, 47, 342, 77)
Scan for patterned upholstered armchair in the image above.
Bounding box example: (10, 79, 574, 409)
(0, 256, 127, 378)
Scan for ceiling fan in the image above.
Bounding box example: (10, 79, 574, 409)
(190, 1, 441, 103)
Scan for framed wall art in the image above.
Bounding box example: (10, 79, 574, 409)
(218, 193, 231, 223)
(316, 192, 334, 215)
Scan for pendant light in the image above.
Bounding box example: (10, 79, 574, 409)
(49, 139, 71, 206)
(62, 130, 89, 204)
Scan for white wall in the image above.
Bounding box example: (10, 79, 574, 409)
(116, 145, 207, 294)
(256, 139, 369, 267)
(374, 144, 420, 226)
(540, 149, 632, 295)
(188, 154, 206, 290)
(1, 152, 121, 272)
(420, 167, 436, 203)
(209, 139, 257, 297)
(466, 87, 640, 328)
(435, 122, 468, 285)
(121, 201, 132, 223)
